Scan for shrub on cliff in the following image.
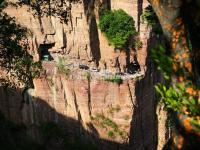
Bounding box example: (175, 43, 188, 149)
(56, 57, 70, 76)
(105, 75, 122, 84)
(99, 9, 136, 49)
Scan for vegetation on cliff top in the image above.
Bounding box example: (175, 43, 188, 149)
(99, 9, 137, 49)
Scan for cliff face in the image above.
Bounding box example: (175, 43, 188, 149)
(0, 0, 169, 149)
(5, 0, 148, 73)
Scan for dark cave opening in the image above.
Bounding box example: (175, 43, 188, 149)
(127, 62, 140, 74)
(39, 43, 55, 61)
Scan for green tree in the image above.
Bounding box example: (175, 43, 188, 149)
(0, 3, 42, 88)
(99, 9, 136, 49)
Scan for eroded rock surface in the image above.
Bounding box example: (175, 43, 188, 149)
(0, 0, 169, 149)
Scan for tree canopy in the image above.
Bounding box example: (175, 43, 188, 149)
(99, 9, 137, 49)
(0, 2, 41, 88)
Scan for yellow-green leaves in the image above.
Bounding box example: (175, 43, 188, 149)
(155, 83, 200, 117)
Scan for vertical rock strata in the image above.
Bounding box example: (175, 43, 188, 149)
(0, 0, 169, 149)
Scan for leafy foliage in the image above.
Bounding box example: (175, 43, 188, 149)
(0, 10, 42, 88)
(107, 131, 114, 137)
(142, 5, 162, 35)
(0, 0, 4, 6)
(134, 40, 143, 49)
(105, 75, 122, 84)
(155, 83, 200, 117)
(92, 114, 128, 140)
(99, 9, 136, 48)
(56, 57, 70, 76)
(151, 44, 173, 79)
(18, 0, 81, 23)
(152, 44, 200, 126)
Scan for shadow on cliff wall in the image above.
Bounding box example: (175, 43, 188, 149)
(0, 86, 136, 150)
(89, 16, 101, 66)
(137, 0, 143, 32)
(83, 0, 101, 67)
(0, 35, 161, 150)
(129, 30, 165, 149)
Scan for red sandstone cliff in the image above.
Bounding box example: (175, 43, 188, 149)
(0, 0, 169, 149)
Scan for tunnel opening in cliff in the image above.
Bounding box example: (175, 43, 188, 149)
(127, 62, 140, 74)
(39, 44, 55, 61)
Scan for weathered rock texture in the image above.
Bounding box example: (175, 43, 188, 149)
(0, 0, 169, 149)
(5, 0, 148, 73)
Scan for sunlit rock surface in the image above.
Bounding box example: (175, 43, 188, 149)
(0, 0, 169, 149)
